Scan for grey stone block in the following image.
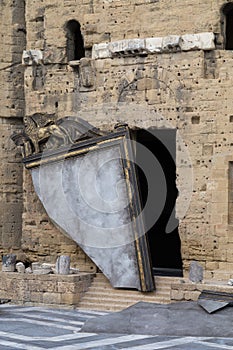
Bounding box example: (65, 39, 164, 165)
(189, 261, 203, 283)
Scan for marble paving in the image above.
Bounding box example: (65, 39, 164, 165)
(0, 304, 232, 349)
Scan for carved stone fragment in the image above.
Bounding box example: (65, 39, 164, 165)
(55, 255, 70, 275)
(11, 114, 105, 157)
(162, 35, 180, 52)
(92, 42, 111, 59)
(22, 50, 43, 65)
(79, 58, 95, 88)
(92, 32, 215, 59)
(16, 262, 25, 273)
(2, 254, 16, 272)
(109, 38, 147, 56)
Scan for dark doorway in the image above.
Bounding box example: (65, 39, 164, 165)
(222, 3, 233, 50)
(66, 20, 85, 61)
(135, 128, 183, 277)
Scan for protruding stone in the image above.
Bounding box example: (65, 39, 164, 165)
(145, 37, 163, 53)
(109, 38, 146, 56)
(41, 263, 55, 269)
(180, 32, 215, 51)
(92, 43, 111, 59)
(180, 34, 200, 51)
(33, 268, 52, 275)
(25, 267, 33, 274)
(31, 262, 53, 274)
(31, 262, 41, 272)
(2, 254, 16, 272)
(70, 267, 80, 274)
(79, 58, 95, 88)
(22, 50, 43, 65)
(189, 261, 204, 283)
(162, 35, 180, 52)
(16, 262, 25, 273)
(55, 255, 70, 275)
(197, 32, 215, 50)
(92, 32, 215, 60)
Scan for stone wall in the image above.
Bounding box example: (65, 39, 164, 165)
(171, 277, 233, 302)
(0, 271, 94, 307)
(1, 0, 233, 279)
(0, 0, 25, 255)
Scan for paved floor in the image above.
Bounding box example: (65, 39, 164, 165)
(0, 304, 232, 349)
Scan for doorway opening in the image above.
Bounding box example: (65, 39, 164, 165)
(134, 128, 183, 277)
(222, 3, 233, 50)
(66, 20, 85, 61)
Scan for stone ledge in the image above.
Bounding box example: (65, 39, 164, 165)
(0, 272, 95, 308)
(171, 279, 233, 302)
(92, 32, 215, 59)
(22, 32, 215, 64)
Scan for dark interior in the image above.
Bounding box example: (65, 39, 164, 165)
(222, 3, 233, 50)
(66, 20, 85, 61)
(135, 128, 183, 277)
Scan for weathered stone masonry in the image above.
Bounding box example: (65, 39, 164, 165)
(0, 0, 25, 255)
(1, 0, 233, 280)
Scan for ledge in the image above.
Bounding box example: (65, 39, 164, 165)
(0, 272, 95, 308)
(92, 32, 215, 59)
(171, 278, 233, 302)
(68, 60, 80, 67)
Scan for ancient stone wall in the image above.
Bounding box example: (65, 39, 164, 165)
(0, 271, 94, 307)
(0, 0, 25, 255)
(2, 0, 233, 279)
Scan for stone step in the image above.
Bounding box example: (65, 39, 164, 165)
(87, 285, 171, 293)
(84, 290, 170, 299)
(81, 293, 170, 302)
(93, 276, 179, 289)
(78, 299, 169, 311)
(78, 302, 135, 312)
(93, 277, 179, 289)
(78, 274, 176, 311)
(80, 294, 170, 303)
(96, 273, 179, 280)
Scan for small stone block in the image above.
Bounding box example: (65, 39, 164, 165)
(180, 34, 200, 51)
(16, 262, 25, 274)
(2, 254, 16, 272)
(33, 269, 51, 275)
(109, 38, 146, 56)
(162, 35, 180, 52)
(180, 32, 215, 51)
(25, 267, 33, 274)
(22, 50, 43, 65)
(197, 32, 215, 50)
(145, 37, 163, 53)
(189, 261, 204, 283)
(92, 43, 111, 59)
(55, 256, 70, 275)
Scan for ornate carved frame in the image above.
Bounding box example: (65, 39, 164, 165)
(22, 124, 155, 291)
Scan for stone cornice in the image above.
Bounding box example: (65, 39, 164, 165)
(92, 32, 215, 59)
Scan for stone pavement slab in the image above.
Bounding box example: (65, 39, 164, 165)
(81, 301, 233, 337)
(0, 303, 233, 349)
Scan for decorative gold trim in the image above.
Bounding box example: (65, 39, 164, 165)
(25, 136, 124, 169)
(122, 136, 147, 292)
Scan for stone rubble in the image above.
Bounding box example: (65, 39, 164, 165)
(1, 260, 80, 275)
